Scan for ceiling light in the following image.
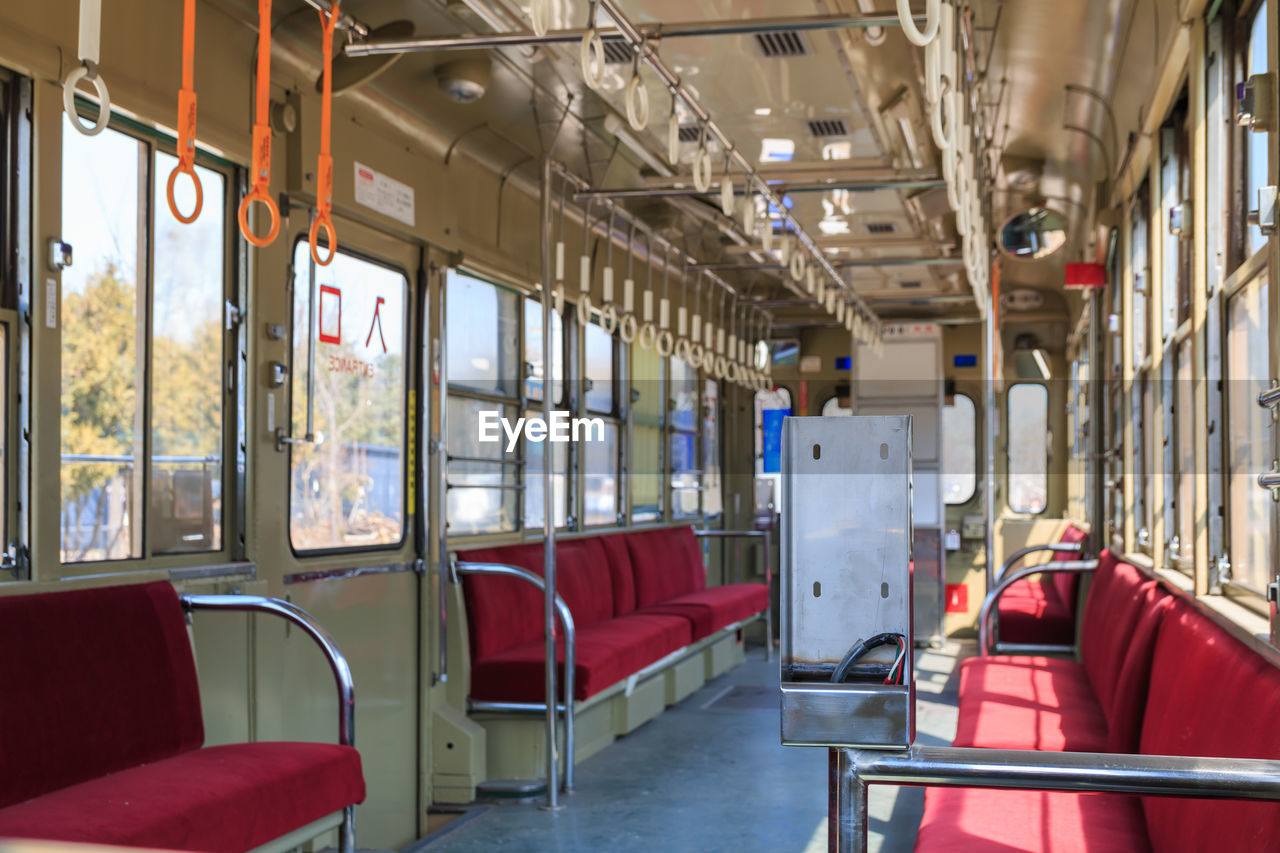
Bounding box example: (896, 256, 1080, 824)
(822, 141, 852, 161)
(819, 217, 851, 236)
(760, 138, 795, 162)
(754, 107, 772, 116)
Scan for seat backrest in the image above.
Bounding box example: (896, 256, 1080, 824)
(1051, 523, 1089, 608)
(627, 526, 707, 608)
(1079, 551, 1172, 751)
(597, 532, 637, 616)
(458, 538, 616, 661)
(1139, 598, 1280, 851)
(0, 581, 204, 808)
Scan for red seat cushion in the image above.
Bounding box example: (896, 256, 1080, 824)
(952, 656, 1110, 752)
(0, 581, 204, 808)
(996, 579, 1074, 645)
(627, 527, 706, 608)
(914, 787, 1150, 852)
(640, 583, 768, 640)
(0, 742, 365, 853)
(1139, 599, 1280, 852)
(470, 612, 692, 702)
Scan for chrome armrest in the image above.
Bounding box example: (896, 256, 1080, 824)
(996, 542, 1085, 583)
(453, 560, 578, 792)
(181, 594, 355, 748)
(853, 744, 1280, 799)
(978, 559, 1098, 655)
(694, 528, 774, 584)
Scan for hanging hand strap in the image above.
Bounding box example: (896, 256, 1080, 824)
(63, 0, 111, 136)
(167, 0, 204, 223)
(238, 0, 281, 247)
(309, 0, 339, 266)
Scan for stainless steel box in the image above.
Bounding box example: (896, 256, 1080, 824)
(779, 415, 915, 749)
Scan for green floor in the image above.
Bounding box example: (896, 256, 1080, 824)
(414, 644, 965, 853)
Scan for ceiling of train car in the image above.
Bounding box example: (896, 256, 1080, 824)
(218, 0, 1189, 326)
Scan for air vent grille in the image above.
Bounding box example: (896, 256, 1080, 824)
(807, 118, 849, 138)
(754, 31, 812, 58)
(602, 39, 633, 64)
(865, 222, 897, 235)
(677, 125, 701, 143)
(899, 280, 922, 289)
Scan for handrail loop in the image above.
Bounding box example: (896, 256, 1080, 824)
(309, 0, 341, 265)
(64, 0, 111, 137)
(167, 0, 204, 224)
(238, 0, 281, 247)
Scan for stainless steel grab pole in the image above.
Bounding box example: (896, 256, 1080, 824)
(540, 157, 561, 807)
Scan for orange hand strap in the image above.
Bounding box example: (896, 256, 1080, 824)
(166, 0, 203, 224)
(308, 0, 339, 266)
(238, 0, 280, 247)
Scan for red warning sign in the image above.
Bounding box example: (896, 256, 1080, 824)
(366, 296, 387, 353)
(319, 285, 342, 344)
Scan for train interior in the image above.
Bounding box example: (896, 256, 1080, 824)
(0, 0, 1277, 850)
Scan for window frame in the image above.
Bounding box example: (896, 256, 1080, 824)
(580, 311, 623, 528)
(286, 236, 411, 557)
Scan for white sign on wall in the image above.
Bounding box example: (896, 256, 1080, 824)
(353, 161, 415, 227)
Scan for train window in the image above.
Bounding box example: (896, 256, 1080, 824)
(445, 270, 519, 534)
(1173, 340, 1195, 568)
(1131, 188, 1150, 367)
(151, 153, 225, 554)
(1225, 273, 1270, 595)
(942, 394, 976, 504)
(582, 320, 619, 526)
(288, 243, 406, 552)
(523, 405, 568, 530)
(1007, 383, 1048, 514)
(670, 358, 700, 518)
(60, 123, 145, 562)
(754, 387, 791, 516)
(1244, 0, 1269, 258)
(630, 345, 664, 521)
(1140, 378, 1155, 547)
(703, 378, 722, 517)
(524, 299, 563, 405)
(447, 272, 519, 397)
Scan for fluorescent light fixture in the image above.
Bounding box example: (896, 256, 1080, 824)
(822, 141, 852, 160)
(754, 107, 772, 116)
(760, 138, 795, 162)
(819, 217, 851, 235)
(1032, 348, 1051, 380)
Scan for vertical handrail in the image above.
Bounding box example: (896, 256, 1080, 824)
(436, 264, 449, 685)
(693, 527, 773, 659)
(180, 593, 358, 852)
(539, 157, 561, 806)
(453, 561, 576, 794)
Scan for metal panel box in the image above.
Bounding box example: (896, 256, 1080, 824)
(779, 415, 915, 749)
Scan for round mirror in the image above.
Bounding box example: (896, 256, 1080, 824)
(999, 208, 1067, 261)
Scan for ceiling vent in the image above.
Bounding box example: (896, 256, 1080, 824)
(899, 280, 923, 289)
(865, 222, 897, 235)
(602, 39, 633, 64)
(677, 125, 701, 144)
(806, 118, 849, 138)
(754, 31, 812, 59)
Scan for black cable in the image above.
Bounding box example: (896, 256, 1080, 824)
(830, 632, 905, 684)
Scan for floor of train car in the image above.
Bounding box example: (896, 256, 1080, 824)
(411, 643, 968, 853)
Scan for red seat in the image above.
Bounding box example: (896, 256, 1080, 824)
(470, 612, 692, 701)
(995, 523, 1088, 645)
(0, 742, 365, 853)
(915, 787, 1150, 853)
(952, 656, 1110, 752)
(640, 583, 769, 640)
(0, 581, 366, 852)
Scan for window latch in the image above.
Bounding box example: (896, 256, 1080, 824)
(1268, 580, 1279, 605)
(1236, 73, 1277, 133)
(1247, 186, 1278, 236)
(225, 300, 243, 331)
(1257, 460, 1280, 502)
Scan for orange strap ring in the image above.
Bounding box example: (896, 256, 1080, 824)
(238, 0, 280, 247)
(309, 0, 339, 266)
(167, 0, 203, 224)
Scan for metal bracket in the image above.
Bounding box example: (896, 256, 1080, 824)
(225, 300, 243, 331)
